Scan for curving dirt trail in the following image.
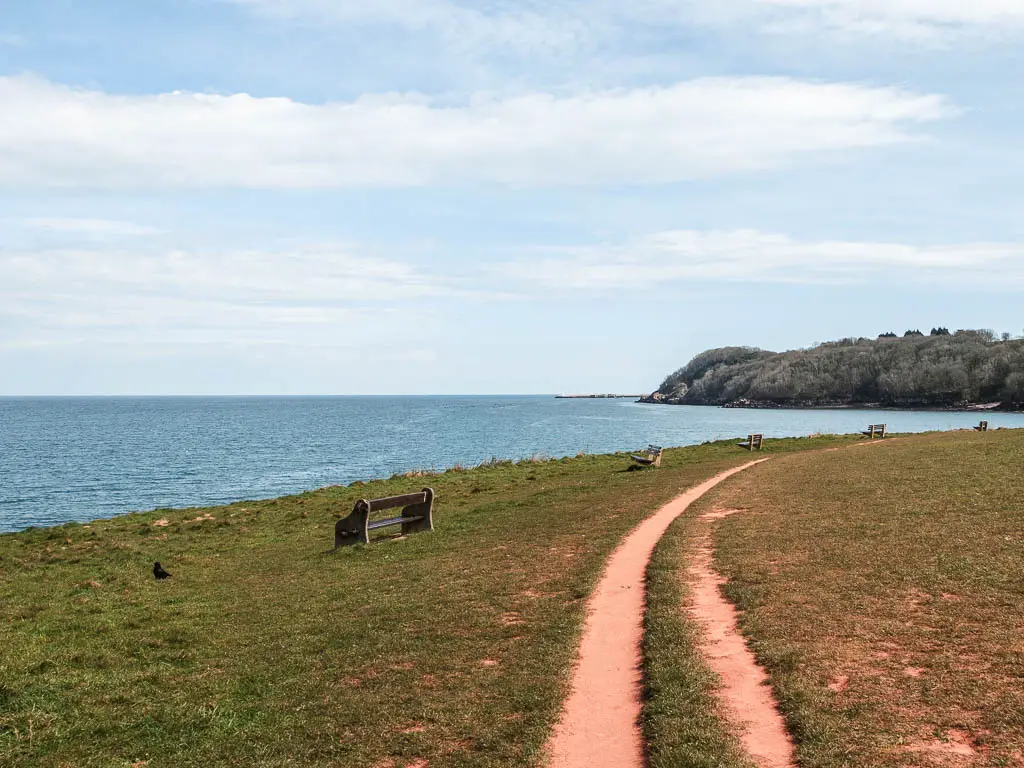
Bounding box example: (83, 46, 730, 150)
(545, 460, 769, 768)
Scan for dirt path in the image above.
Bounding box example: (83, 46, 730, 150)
(690, 507, 797, 768)
(545, 460, 769, 768)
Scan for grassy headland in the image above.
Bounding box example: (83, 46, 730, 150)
(0, 435, 854, 768)
(648, 330, 1024, 409)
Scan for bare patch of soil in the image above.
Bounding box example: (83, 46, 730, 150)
(828, 675, 850, 693)
(905, 728, 978, 759)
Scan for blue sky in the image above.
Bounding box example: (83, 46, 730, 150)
(2, 0, 1024, 395)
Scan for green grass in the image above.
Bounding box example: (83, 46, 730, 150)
(0, 435, 857, 768)
(696, 430, 1024, 767)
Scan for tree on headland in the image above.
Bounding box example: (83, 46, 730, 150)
(654, 330, 1024, 408)
(879, 332, 897, 338)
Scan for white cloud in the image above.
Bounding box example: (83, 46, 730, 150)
(223, 0, 1024, 48)
(23, 218, 163, 237)
(224, 0, 595, 54)
(664, 0, 1024, 42)
(495, 229, 1024, 290)
(0, 75, 950, 189)
(0, 245, 462, 348)
(6, 229, 1024, 354)
(752, 0, 1024, 39)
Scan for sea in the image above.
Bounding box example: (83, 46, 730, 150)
(3, 395, 1023, 533)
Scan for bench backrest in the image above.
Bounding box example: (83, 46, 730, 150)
(356, 490, 432, 515)
(738, 434, 764, 450)
(648, 445, 663, 454)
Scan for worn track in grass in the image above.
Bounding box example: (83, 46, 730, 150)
(688, 506, 796, 768)
(546, 460, 767, 768)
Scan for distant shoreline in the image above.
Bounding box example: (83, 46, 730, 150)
(555, 394, 646, 399)
(637, 397, 1021, 413)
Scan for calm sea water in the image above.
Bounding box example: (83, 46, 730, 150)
(3, 396, 1023, 533)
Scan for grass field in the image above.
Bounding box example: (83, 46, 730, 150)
(0, 435, 857, 768)
(10, 430, 1011, 768)
(692, 430, 1024, 767)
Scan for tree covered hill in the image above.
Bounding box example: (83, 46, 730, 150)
(649, 330, 1024, 409)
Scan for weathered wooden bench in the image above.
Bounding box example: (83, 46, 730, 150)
(630, 444, 663, 467)
(334, 488, 434, 548)
(737, 434, 764, 451)
(862, 424, 887, 439)
(975, 420, 989, 432)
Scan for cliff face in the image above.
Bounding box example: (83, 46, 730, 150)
(646, 332, 1024, 409)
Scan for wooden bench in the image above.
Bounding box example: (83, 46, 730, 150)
(737, 434, 764, 451)
(862, 424, 887, 439)
(334, 488, 434, 548)
(630, 445, 663, 467)
(975, 420, 989, 432)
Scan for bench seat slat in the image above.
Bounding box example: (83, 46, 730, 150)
(367, 515, 425, 530)
(630, 445, 663, 467)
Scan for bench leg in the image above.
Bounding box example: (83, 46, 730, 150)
(401, 488, 434, 535)
(335, 501, 370, 547)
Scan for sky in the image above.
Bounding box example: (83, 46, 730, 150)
(2, 0, 1024, 395)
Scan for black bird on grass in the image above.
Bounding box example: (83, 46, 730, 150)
(153, 562, 171, 580)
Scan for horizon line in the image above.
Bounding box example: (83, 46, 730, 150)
(0, 392, 635, 398)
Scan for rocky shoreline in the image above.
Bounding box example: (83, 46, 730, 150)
(637, 395, 1020, 412)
